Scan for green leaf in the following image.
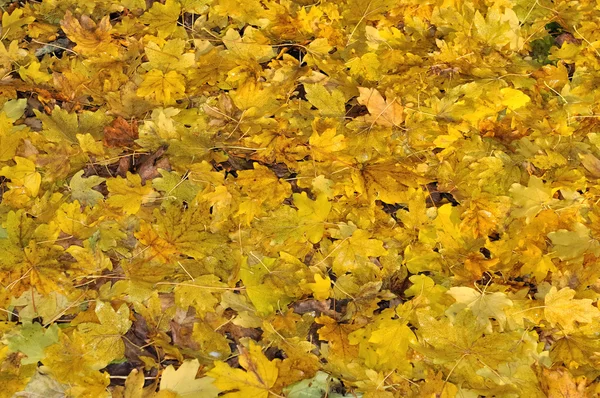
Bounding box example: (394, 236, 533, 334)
(5, 323, 59, 365)
(69, 170, 106, 206)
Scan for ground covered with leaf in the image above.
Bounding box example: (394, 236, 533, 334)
(1, 0, 600, 396)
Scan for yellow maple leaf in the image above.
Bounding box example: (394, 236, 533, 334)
(333, 229, 388, 274)
(0, 40, 27, 69)
(293, 192, 331, 243)
(519, 243, 557, 282)
(55, 200, 97, 239)
(446, 287, 513, 332)
(544, 287, 600, 332)
(60, 11, 117, 56)
(1, 9, 34, 40)
(76, 301, 132, 369)
(500, 87, 530, 111)
(347, 53, 381, 81)
(235, 164, 292, 224)
(509, 176, 558, 223)
(304, 274, 331, 300)
(106, 172, 156, 215)
(540, 367, 587, 398)
(137, 69, 186, 105)
(208, 341, 279, 398)
(143, 38, 195, 73)
(160, 359, 219, 397)
(315, 315, 360, 361)
(0, 156, 41, 197)
(304, 84, 346, 117)
(357, 87, 403, 127)
(309, 127, 347, 160)
(134, 220, 177, 262)
(223, 27, 275, 62)
(19, 60, 52, 84)
(356, 161, 428, 204)
(139, 0, 182, 38)
(0, 113, 26, 162)
(349, 314, 416, 371)
(44, 331, 110, 388)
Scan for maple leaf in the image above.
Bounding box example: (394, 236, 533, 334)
(283, 372, 332, 398)
(212, 0, 270, 27)
(103, 117, 138, 148)
(416, 311, 524, 386)
(134, 220, 177, 262)
(143, 39, 195, 73)
(332, 229, 387, 275)
(316, 316, 360, 362)
(76, 301, 132, 369)
(473, 7, 522, 50)
(4, 323, 59, 365)
(240, 253, 306, 315)
(151, 202, 226, 262)
(460, 193, 510, 238)
(223, 28, 275, 63)
(500, 87, 531, 111)
(0, 39, 27, 71)
(137, 69, 187, 105)
(55, 200, 98, 239)
(160, 359, 219, 397)
(347, 53, 381, 81)
(293, 192, 331, 243)
(547, 223, 600, 263)
(106, 172, 157, 215)
(349, 309, 416, 372)
(354, 161, 429, 204)
(404, 274, 449, 316)
(34, 107, 109, 144)
(304, 84, 346, 117)
(43, 331, 110, 389)
(540, 367, 587, 397)
(112, 369, 155, 398)
(550, 332, 600, 368)
(19, 61, 52, 85)
(208, 341, 280, 398)
(309, 127, 347, 161)
(0, 112, 27, 162)
(174, 275, 228, 315)
(0, 156, 41, 197)
(0, 346, 36, 397)
(139, 0, 182, 38)
(60, 11, 117, 56)
(68, 170, 105, 206)
(5, 0, 600, 393)
(544, 287, 600, 332)
(1, 9, 34, 40)
(509, 176, 559, 223)
(357, 87, 403, 127)
(304, 274, 332, 300)
(519, 243, 557, 282)
(446, 287, 513, 332)
(235, 163, 292, 224)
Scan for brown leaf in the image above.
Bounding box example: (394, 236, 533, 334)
(221, 321, 262, 343)
(117, 156, 132, 177)
(137, 145, 170, 184)
(103, 117, 139, 148)
(292, 299, 334, 316)
(555, 32, 581, 47)
(580, 153, 600, 177)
